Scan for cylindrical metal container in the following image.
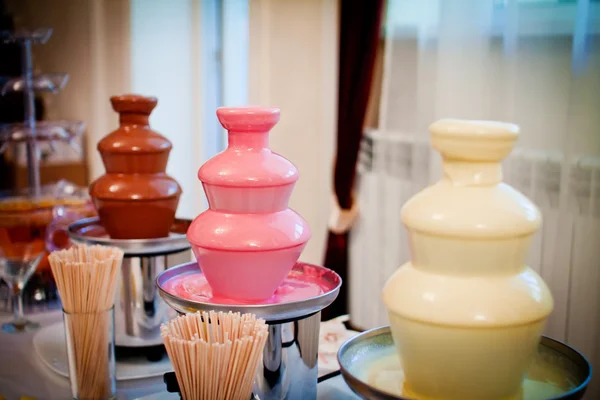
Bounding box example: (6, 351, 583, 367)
(156, 261, 341, 400)
(68, 217, 191, 347)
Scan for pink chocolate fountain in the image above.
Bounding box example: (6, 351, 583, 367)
(157, 106, 341, 399)
(186, 107, 311, 301)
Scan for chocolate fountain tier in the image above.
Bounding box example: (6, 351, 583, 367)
(337, 326, 592, 400)
(68, 217, 191, 348)
(199, 107, 298, 190)
(97, 96, 172, 174)
(90, 173, 181, 240)
(156, 261, 341, 400)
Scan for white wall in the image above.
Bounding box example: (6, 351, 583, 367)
(247, 0, 339, 265)
(222, 0, 249, 108)
(129, 0, 202, 219)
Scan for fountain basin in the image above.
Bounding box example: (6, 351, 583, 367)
(190, 245, 307, 301)
(156, 261, 340, 322)
(338, 326, 592, 400)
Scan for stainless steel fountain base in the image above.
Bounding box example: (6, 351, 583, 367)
(68, 217, 192, 347)
(255, 311, 322, 399)
(156, 261, 342, 400)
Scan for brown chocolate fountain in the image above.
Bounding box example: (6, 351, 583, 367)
(70, 95, 189, 352)
(90, 95, 182, 239)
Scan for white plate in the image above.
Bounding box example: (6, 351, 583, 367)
(33, 322, 173, 381)
(318, 315, 360, 375)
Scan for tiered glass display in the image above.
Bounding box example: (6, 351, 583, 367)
(0, 28, 90, 333)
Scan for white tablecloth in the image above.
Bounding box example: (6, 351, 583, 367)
(0, 310, 360, 400)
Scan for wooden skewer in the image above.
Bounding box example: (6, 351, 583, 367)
(162, 311, 269, 400)
(48, 244, 123, 400)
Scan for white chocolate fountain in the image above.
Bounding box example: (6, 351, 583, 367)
(382, 120, 554, 400)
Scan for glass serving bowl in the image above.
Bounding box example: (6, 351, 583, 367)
(0, 181, 95, 332)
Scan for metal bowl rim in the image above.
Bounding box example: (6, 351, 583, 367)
(337, 326, 398, 400)
(67, 216, 191, 255)
(539, 335, 592, 400)
(337, 325, 593, 400)
(156, 261, 342, 322)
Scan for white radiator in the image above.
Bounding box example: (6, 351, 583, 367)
(349, 130, 600, 393)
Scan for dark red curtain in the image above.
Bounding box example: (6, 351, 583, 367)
(322, 0, 384, 321)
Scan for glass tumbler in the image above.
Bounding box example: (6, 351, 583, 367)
(63, 307, 116, 400)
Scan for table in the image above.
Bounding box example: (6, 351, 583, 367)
(0, 310, 360, 400)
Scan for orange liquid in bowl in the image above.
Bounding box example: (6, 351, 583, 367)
(0, 197, 96, 273)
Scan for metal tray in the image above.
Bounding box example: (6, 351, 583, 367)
(156, 261, 341, 323)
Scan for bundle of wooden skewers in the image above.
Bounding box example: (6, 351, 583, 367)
(161, 311, 269, 400)
(49, 244, 123, 400)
